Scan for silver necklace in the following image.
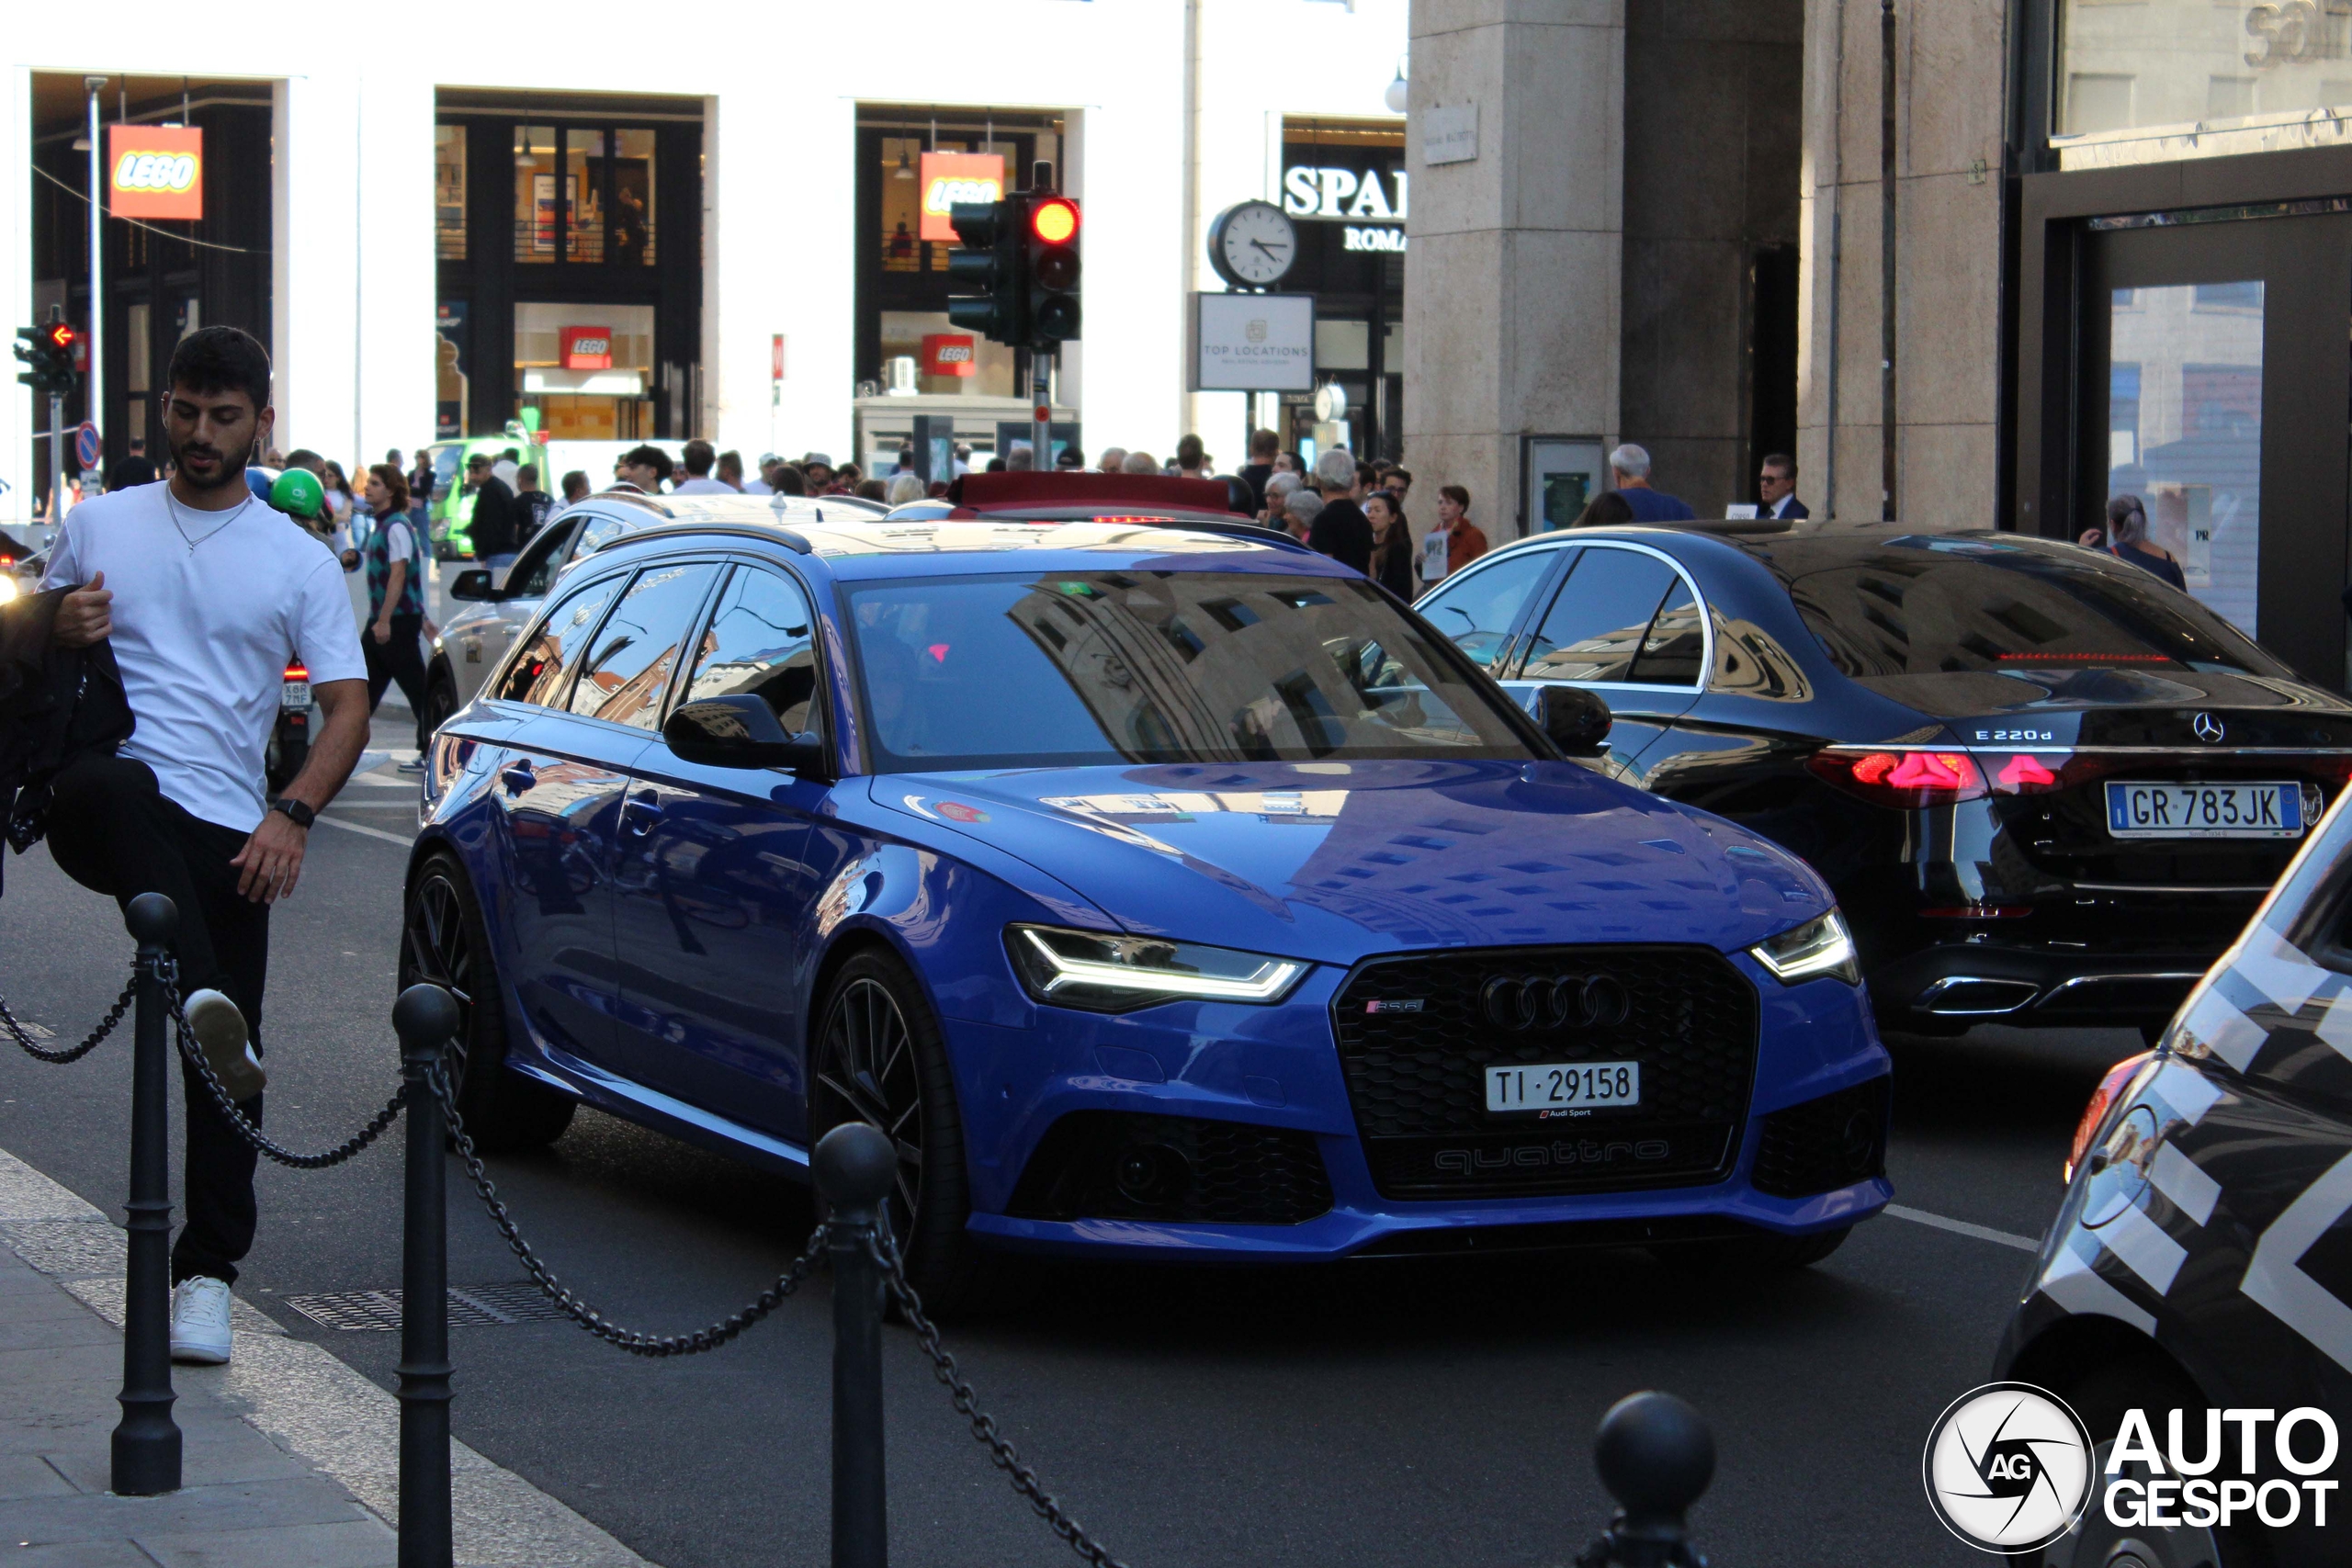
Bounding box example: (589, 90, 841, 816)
(164, 485, 251, 554)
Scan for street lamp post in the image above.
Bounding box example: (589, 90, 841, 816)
(85, 76, 106, 485)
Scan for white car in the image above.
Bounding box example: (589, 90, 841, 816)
(423, 489, 883, 729)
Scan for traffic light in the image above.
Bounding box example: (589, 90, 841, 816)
(1026, 196, 1081, 348)
(13, 321, 78, 396)
(946, 194, 1030, 348)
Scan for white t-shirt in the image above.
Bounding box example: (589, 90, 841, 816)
(672, 477, 735, 495)
(45, 481, 368, 833)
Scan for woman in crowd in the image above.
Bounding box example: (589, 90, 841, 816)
(884, 472, 926, 506)
(1571, 490, 1636, 529)
(2091, 494, 2186, 588)
(359, 465, 432, 769)
(1365, 489, 1415, 599)
(1417, 484, 1489, 588)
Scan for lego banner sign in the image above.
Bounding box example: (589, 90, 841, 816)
(107, 125, 202, 220)
(919, 152, 1004, 243)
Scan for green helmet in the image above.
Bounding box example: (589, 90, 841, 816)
(269, 467, 326, 521)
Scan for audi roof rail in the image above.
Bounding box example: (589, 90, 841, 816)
(592, 520, 813, 555)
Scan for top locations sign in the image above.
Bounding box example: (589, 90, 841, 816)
(107, 124, 202, 221)
(1193, 292, 1316, 392)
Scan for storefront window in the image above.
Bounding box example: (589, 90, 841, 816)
(2061, 0, 2352, 141)
(514, 126, 560, 263)
(2105, 282, 2264, 634)
(1281, 119, 1408, 461)
(435, 125, 467, 261)
(514, 302, 656, 441)
(613, 130, 656, 267)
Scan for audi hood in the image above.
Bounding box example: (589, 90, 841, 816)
(866, 759, 1833, 966)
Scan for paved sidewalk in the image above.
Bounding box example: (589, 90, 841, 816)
(0, 1244, 397, 1566)
(0, 1146, 649, 1567)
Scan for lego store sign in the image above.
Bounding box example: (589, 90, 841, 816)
(560, 327, 614, 370)
(918, 152, 1005, 243)
(922, 333, 977, 378)
(107, 125, 202, 220)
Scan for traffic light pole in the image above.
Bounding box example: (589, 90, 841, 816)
(1033, 349, 1052, 473)
(49, 392, 65, 525)
(85, 77, 105, 475)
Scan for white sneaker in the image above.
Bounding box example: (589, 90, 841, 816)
(169, 1276, 233, 1365)
(184, 988, 266, 1101)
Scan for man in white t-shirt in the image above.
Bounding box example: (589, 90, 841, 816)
(671, 439, 735, 495)
(42, 326, 368, 1367)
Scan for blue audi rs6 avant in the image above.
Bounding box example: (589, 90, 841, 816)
(402, 477, 1892, 1307)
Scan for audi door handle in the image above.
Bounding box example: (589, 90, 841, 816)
(622, 793, 663, 835)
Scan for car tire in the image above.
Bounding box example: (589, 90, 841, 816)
(2034, 1363, 2239, 1568)
(401, 850, 576, 1152)
(808, 946, 999, 1317)
(1652, 1224, 1851, 1276)
(421, 673, 458, 740)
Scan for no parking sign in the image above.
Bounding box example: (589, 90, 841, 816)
(74, 422, 101, 470)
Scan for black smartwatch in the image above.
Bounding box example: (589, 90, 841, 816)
(268, 796, 316, 829)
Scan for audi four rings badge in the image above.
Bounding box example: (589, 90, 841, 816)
(2193, 712, 2226, 744)
(1480, 974, 1633, 1031)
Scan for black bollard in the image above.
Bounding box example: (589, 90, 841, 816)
(814, 1122, 898, 1568)
(1580, 1391, 1716, 1568)
(111, 892, 181, 1495)
(394, 984, 459, 1568)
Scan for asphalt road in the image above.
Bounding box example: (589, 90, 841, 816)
(0, 700, 2142, 1567)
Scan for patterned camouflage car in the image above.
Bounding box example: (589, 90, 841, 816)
(1997, 794, 2352, 1567)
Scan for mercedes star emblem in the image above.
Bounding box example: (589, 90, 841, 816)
(2192, 712, 2226, 744)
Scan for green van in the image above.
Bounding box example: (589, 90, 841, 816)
(421, 429, 547, 560)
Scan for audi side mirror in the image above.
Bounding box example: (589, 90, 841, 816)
(448, 569, 497, 602)
(1534, 685, 1612, 758)
(663, 694, 831, 777)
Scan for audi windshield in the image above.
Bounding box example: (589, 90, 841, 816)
(844, 570, 1537, 771)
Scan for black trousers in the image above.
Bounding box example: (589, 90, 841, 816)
(365, 611, 429, 752)
(46, 753, 268, 1287)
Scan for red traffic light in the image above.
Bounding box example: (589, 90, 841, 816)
(45, 322, 77, 352)
(1031, 197, 1080, 245)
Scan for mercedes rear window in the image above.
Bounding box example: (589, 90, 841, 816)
(1770, 536, 2286, 679)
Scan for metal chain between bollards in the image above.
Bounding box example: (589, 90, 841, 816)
(1, 969, 136, 1064)
(431, 1064, 829, 1356)
(866, 1227, 1134, 1568)
(162, 968, 409, 1169)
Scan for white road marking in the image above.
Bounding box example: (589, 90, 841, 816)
(314, 814, 413, 847)
(1884, 1203, 2039, 1251)
(0, 1144, 648, 1565)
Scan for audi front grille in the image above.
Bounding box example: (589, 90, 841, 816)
(1329, 945, 1759, 1200)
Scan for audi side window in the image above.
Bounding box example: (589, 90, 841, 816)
(1520, 548, 1679, 685)
(566, 562, 723, 729)
(683, 566, 822, 735)
(1625, 578, 1704, 688)
(499, 573, 626, 707)
(1416, 549, 1556, 669)
(510, 518, 582, 599)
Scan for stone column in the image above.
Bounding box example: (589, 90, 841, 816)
(1405, 1, 1625, 545)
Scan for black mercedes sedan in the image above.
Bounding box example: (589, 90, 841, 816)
(1416, 525, 2352, 1036)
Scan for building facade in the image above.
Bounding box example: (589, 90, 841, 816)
(6, 0, 1409, 523)
(1405, 0, 2352, 688)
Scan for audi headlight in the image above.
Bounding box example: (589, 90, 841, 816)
(1006, 924, 1306, 1013)
(1749, 910, 1860, 986)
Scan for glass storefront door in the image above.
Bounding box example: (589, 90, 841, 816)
(2074, 210, 2352, 686)
(2105, 281, 2264, 634)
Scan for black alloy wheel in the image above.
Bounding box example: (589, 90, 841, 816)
(401, 851, 575, 1151)
(811, 948, 992, 1314)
